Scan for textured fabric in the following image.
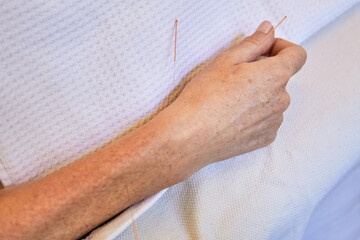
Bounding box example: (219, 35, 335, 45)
(0, 0, 359, 239)
(303, 160, 360, 240)
(0, 0, 357, 186)
(110, 5, 360, 240)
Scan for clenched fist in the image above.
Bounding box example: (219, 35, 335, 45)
(158, 21, 307, 172)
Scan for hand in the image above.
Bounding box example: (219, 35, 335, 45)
(164, 21, 307, 169)
(0, 21, 306, 240)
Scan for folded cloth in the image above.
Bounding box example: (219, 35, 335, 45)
(100, 3, 360, 239)
(0, 1, 359, 239)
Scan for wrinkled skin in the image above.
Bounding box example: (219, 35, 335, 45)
(163, 21, 307, 168)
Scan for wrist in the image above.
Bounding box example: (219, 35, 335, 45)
(131, 103, 207, 184)
(155, 102, 211, 171)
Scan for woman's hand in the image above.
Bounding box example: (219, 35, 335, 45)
(163, 21, 307, 169)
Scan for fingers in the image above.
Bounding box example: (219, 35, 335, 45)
(242, 38, 306, 87)
(263, 114, 284, 131)
(268, 38, 307, 77)
(226, 21, 276, 64)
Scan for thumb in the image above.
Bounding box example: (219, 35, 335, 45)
(227, 21, 275, 64)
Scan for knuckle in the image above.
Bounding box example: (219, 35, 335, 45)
(270, 114, 284, 129)
(272, 90, 290, 112)
(280, 92, 291, 111)
(270, 130, 278, 141)
(279, 114, 284, 125)
(275, 115, 284, 129)
(296, 45, 307, 63)
(286, 46, 307, 75)
(269, 114, 283, 130)
(264, 132, 277, 146)
(244, 35, 261, 46)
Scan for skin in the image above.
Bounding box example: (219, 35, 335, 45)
(0, 21, 306, 239)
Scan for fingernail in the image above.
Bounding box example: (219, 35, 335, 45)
(256, 21, 272, 33)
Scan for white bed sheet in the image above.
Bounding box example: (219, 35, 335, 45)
(94, 4, 360, 240)
(0, 1, 359, 240)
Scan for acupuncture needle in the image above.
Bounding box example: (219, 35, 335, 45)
(258, 16, 287, 46)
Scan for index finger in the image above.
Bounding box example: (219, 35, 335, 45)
(268, 38, 307, 76)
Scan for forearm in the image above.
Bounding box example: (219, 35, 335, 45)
(0, 21, 307, 240)
(0, 103, 201, 240)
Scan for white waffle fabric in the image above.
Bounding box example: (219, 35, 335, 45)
(1, 1, 359, 239)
